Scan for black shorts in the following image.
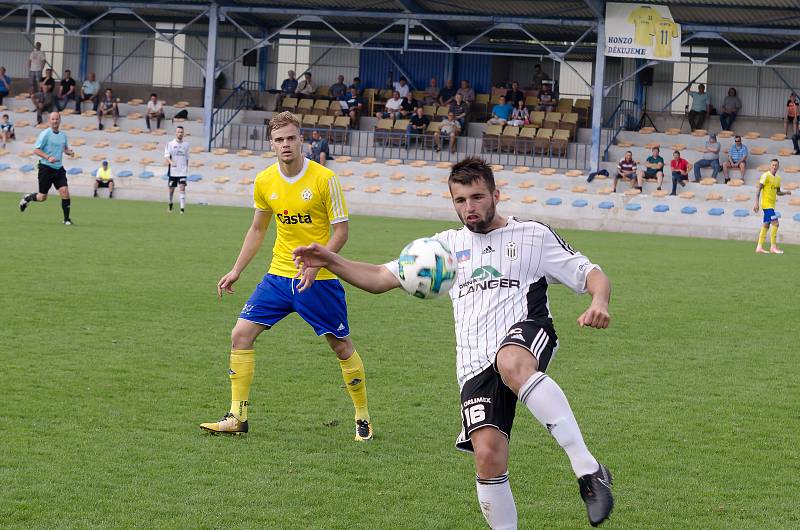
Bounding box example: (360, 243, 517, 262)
(455, 320, 558, 453)
(38, 164, 68, 194)
(168, 176, 187, 188)
(96, 179, 113, 188)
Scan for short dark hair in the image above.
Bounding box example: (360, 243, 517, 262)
(771, 158, 779, 164)
(2, 114, 8, 118)
(150, 93, 157, 98)
(176, 125, 184, 131)
(449, 157, 496, 193)
(64, 69, 70, 74)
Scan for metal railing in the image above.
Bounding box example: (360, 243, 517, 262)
(209, 81, 259, 148)
(602, 99, 636, 161)
(219, 124, 592, 169)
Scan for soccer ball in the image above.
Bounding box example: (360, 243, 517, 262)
(397, 238, 457, 299)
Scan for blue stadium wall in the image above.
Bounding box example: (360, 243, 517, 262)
(359, 50, 492, 93)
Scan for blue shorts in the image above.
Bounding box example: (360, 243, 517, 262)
(239, 274, 350, 337)
(763, 208, 777, 224)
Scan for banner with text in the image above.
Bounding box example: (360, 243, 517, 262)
(605, 3, 681, 61)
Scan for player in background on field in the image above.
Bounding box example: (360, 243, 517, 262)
(164, 126, 189, 213)
(293, 157, 614, 528)
(754, 159, 791, 254)
(19, 111, 76, 225)
(201, 111, 373, 441)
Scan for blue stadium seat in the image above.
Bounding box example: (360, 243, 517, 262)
(733, 209, 749, 217)
(188, 174, 203, 182)
(67, 167, 83, 175)
(624, 203, 641, 211)
(20, 164, 35, 172)
(118, 170, 133, 177)
(598, 201, 614, 209)
(653, 204, 669, 213)
(139, 171, 154, 179)
(545, 197, 562, 206)
(681, 206, 697, 214)
(91, 169, 98, 176)
(793, 213, 800, 222)
(0, 163, 10, 171)
(708, 208, 724, 216)
(571, 199, 588, 208)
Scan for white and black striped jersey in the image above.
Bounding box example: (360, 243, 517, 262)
(386, 217, 600, 388)
(164, 139, 190, 177)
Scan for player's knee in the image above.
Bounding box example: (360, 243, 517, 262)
(496, 346, 537, 391)
(473, 443, 506, 477)
(230, 328, 255, 349)
(328, 336, 353, 358)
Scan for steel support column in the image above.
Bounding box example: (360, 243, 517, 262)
(203, 2, 218, 150)
(589, 18, 605, 173)
(79, 33, 89, 80)
(258, 31, 268, 91)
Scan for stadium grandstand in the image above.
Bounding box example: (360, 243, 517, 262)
(2, 0, 800, 242)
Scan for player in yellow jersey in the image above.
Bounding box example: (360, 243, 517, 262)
(653, 17, 679, 59)
(200, 111, 372, 441)
(753, 159, 791, 254)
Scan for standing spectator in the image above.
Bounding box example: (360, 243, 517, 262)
(505, 81, 524, 107)
(28, 42, 46, 95)
(457, 80, 475, 105)
(145, 93, 165, 131)
(34, 81, 55, 125)
(56, 69, 77, 112)
(719, 87, 741, 131)
(791, 128, 800, 155)
(406, 106, 429, 146)
(508, 99, 530, 126)
(97, 88, 119, 130)
(434, 111, 461, 153)
(280, 70, 298, 95)
(375, 90, 403, 120)
(79, 72, 100, 112)
(0, 113, 14, 147)
(532, 63, 550, 90)
(349, 77, 362, 95)
(393, 76, 410, 98)
(685, 83, 711, 131)
(636, 146, 665, 191)
(669, 150, 689, 196)
(723, 135, 749, 183)
(423, 78, 439, 105)
(784, 93, 798, 136)
(295, 72, 314, 98)
(0, 66, 11, 104)
(449, 93, 469, 127)
(93, 160, 114, 198)
(487, 95, 513, 125)
(305, 129, 329, 165)
(537, 82, 556, 112)
(329, 75, 347, 100)
(439, 79, 457, 107)
(613, 151, 637, 193)
(341, 86, 362, 128)
(693, 132, 721, 182)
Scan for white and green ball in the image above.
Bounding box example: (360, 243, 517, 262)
(397, 238, 457, 299)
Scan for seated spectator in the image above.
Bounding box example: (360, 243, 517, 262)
(34, 82, 54, 125)
(532, 63, 550, 90)
(94, 160, 114, 198)
(40, 68, 55, 96)
(457, 80, 475, 105)
(670, 150, 689, 196)
(537, 82, 556, 111)
(434, 111, 461, 153)
(97, 88, 119, 130)
(329, 75, 347, 100)
(723, 135, 748, 183)
(280, 70, 298, 95)
(295, 72, 314, 98)
(406, 106, 429, 146)
(349, 76, 362, 95)
(0, 113, 14, 147)
(686, 83, 710, 131)
(613, 151, 637, 193)
(146, 93, 165, 130)
(636, 146, 665, 191)
(719, 87, 741, 131)
(398, 94, 416, 119)
(487, 95, 513, 125)
(693, 132, 721, 182)
(305, 129, 329, 165)
(438, 79, 456, 107)
(79, 71, 100, 112)
(375, 90, 403, 120)
(341, 87, 362, 128)
(56, 69, 77, 112)
(508, 99, 529, 126)
(505, 81, 524, 106)
(784, 93, 798, 136)
(0, 67, 11, 105)
(449, 93, 469, 127)
(393, 76, 410, 98)
(423, 78, 439, 105)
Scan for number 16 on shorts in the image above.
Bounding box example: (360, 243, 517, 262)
(462, 399, 488, 427)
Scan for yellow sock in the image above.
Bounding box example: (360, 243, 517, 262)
(758, 226, 768, 246)
(229, 349, 255, 421)
(770, 224, 779, 247)
(339, 350, 369, 421)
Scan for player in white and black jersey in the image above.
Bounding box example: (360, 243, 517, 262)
(164, 125, 189, 213)
(292, 157, 615, 528)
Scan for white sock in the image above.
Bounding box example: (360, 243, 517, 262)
(476, 472, 517, 530)
(179, 192, 186, 210)
(518, 372, 599, 477)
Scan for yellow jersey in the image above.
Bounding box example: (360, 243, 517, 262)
(759, 171, 781, 210)
(254, 158, 348, 279)
(97, 166, 112, 181)
(627, 6, 657, 47)
(653, 18, 679, 59)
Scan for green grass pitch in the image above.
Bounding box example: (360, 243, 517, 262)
(1, 192, 798, 529)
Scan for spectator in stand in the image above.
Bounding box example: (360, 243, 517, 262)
(791, 128, 800, 155)
(784, 93, 798, 136)
(280, 70, 298, 96)
(295, 72, 314, 98)
(375, 90, 403, 120)
(28, 42, 46, 95)
(508, 99, 530, 126)
(487, 95, 514, 125)
(457, 80, 475, 105)
(349, 76, 362, 95)
(423, 78, 439, 105)
(686, 83, 711, 131)
(56, 69, 77, 112)
(439, 79, 457, 107)
(34, 81, 55, 125)
(393, 76, 410, 99)
(79, 72, 100, 112)
(670, 150, 689, 196)
(693, 132, 721, 182)
(0, 113, 14, 147)
(40, 68, 55, 95)
(97, 88, 119, 130)
(305, 129, 329, 165)
(719, 87, 741, 131)
(93, 159, 114, 198)
(0, 67, 11, 104)
(434, 111, 461, 153)
(538, 81, 556, 112)
(398, 93, 416, 119)
(146, 93, 165, 130)
(505, 81, 524, 107)
(406, 106, 429, 146)
(532, 63, 550, 90)
(329, 75, 347, 100)
(636, 146, 665, 191)
(341, 86, 362, 128)
(449, 93, 469, 127)
(613, 151, 637, 193)
(723, 135, 749, 183)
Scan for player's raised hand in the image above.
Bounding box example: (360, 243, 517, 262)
(577, 303, 610, 329)
(217, 270, 240, 298)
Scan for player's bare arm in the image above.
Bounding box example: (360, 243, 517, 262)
(293, 243, 400, 294)
(753, 183, 763, 212)
(296, 220, 350, 292)
(577, 268, 611, 329)
(218, 209, 272, 297)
